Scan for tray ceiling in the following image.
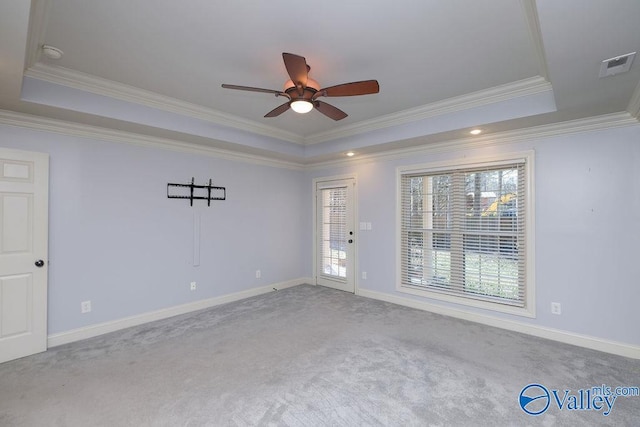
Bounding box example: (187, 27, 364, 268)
(1, 0, 639, 163)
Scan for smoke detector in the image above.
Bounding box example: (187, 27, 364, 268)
(42, 45, 63, 60)
(599, 52, 635, 78)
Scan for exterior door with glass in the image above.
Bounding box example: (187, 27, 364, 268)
(315, 178, 355, 293)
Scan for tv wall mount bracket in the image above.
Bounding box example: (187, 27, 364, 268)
(167, 177, 226, 206)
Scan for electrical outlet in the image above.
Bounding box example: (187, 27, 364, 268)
(551, 302, 562, 315)
(190, 281, 197, 291)
(256, 270, 261, 279)
(81, 300, 91, 313)
(362, 271, 367, 280)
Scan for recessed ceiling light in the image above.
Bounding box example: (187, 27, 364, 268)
(470, 129, 482, 135)
(42, 45, 63, 60)
(346, 151, 355, 157)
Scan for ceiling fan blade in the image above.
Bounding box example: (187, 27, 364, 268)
(221, 84, 284, 96)
(282, 53, 308, 93)
(314, 80, 380, 99)
(264, 102, 291, 118)
(315, 101, 348, 121)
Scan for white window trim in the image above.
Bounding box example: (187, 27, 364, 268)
(396, 151, 536, 318)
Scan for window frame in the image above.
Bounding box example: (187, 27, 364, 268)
(396, 151, 536, 318)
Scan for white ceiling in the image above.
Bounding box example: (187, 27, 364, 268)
(1, 0, 639, 164)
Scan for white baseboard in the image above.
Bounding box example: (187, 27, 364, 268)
(48, 278, 310, 348)
(357, 288, 640, 360)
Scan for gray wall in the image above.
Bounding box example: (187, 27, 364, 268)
(0, 124, 309, 334)
(2, 120, 639, 347)
(306, 124, 640, 346)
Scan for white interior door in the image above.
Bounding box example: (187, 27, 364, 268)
(0, 148, 49, 364)
(316, 178, 355, 293)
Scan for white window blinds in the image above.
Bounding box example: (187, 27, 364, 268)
(320, 187, 347, 279)
(400, 161, 527, 307)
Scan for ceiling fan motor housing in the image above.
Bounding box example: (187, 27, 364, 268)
(283, 77, 321, 101)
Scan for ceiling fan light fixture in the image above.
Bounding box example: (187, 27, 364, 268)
(290, 100, 313, 114)
(222, 52, 379, 120)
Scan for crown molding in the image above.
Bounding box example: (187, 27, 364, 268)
(25, 63, 555, 149)
(627, 80, 640, 119)
(24, 63, 303, 144)
(521, 0, 550, 81)
(2, 109, 636, 172)
(25, 0, 52, 69)
(303, 76, 552, 145)
(0, 109, 304, 170)
(308, 112, 638, 170)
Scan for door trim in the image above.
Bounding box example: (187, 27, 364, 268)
(312, 174, 358, 294)
(0, 147, 49, 363)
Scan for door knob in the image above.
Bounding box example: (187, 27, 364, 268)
(35, 259, 45, 268)
(348, 239, 353, 244)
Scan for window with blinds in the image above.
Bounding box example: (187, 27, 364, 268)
(398, 155, 533, 315)
(319, 187, 347, 279)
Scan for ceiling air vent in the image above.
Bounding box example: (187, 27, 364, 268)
(599, 52, 636, 78)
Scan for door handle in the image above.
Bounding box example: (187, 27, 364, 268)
(35, 259, 45, 268)
(348, 239, 353, 244)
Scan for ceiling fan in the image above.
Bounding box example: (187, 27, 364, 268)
(221, 53, 379, 121)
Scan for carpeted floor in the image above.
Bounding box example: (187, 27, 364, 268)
(1, 284, 639, 426)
